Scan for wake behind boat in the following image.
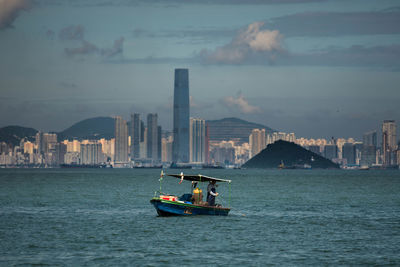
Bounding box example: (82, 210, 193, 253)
(150, 172, 231, 216)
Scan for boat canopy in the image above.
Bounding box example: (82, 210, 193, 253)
(167, 173, 231, 183)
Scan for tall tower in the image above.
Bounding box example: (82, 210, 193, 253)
(249, 129, 266, 158)
(114, 116, 129, 163)
(173, 68, 190, 163)
(147, 113, 158, 161)
(131, 113, 141, 159)
(382, 120, 397, 166)
(190, 118, 205, 163)
(361, 130, 377, 166)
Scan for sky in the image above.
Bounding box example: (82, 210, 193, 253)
(0, 0, 400, 140)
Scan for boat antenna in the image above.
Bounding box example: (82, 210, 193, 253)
(179, 172, 184, 184)
(158, 170, 164, 195)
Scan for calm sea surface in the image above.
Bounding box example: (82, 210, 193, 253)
(1, 168, 400, 266)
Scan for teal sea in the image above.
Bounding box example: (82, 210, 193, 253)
(1, 169, 400, 266)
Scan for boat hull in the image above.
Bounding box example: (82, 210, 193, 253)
(150, 198, 230, 216)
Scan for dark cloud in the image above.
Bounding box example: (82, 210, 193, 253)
(101, 37, 124, 58)
(269, 8, 400, 37)
(67, 37, 125, 58)
(59, 81, 78, 89)
(0, 0, 31, 30)
(59, 24, 85, 40)
(45, 29, 55, 39)
(64, 40, 99, 57)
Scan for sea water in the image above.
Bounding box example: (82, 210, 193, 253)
(1, 168, 399, 266)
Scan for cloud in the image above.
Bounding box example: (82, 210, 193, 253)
(59, 24, 85, 40)
(101, 37, 124, 58)
(269, 8, 400, 37)
(0, 0, 31, 30)
(200, 22, 284, 64)
(64, 40, 99, 57)
(223, 93, 261, 114)
(56, 24, 124, 59)
(286, 44, 400, 69)
(35, 0, 327, 6)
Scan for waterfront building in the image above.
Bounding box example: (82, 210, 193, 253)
(249, 129, 266, 158)
(342, 143, 356, 165)
(361, 131, 377, 166)
(114, 116, 129, 164)
(64, 152, 80, 165)
(190, 118, 206, 163)
(173, 68, 190, 163)
(267, 132, 296, 145)
(324, 145, 338, 160)
(80, 143, 104, 165)
(162, 136, 173, 163)
(23, 141, 34, 154)
(157, 126, 162, 161)
(210, 143, 235, 166)
(307, 145, 321, 155)
(131, 113, 141, 159)
(382, 120, 397, 166)
(140, 127, 147, 159)
(147, 114, 159, 161)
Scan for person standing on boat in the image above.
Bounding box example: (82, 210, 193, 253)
(207, 180, 219, 206)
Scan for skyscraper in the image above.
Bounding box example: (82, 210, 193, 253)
(382, 120, 397, 166)
(147, 113, 158, 161)
(114, 116, 129, 164)
(131, 113, 141, 159)
(190, 118, 206, 163)
(342, 143, 356, 165)
(361, 130, 377, 166)
(249, 129, 266, 158)
(173, 68, 189, 163)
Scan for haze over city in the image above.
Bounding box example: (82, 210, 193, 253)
(1, 0, 400, 139)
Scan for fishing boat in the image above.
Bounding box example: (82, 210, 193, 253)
(150, 171, 232, 216)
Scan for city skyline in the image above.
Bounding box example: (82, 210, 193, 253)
(1, 0, 400, 139)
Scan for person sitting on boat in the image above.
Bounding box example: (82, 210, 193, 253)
(207, 180, 219, 206)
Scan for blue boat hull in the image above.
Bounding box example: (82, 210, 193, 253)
(150, 198, 230, 216)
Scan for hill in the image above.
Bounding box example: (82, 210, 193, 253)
(206, 117, 274, 144)
(58, 117, 115, 141)
(243, 140, 339, 169)
(0, 126, 38, 146)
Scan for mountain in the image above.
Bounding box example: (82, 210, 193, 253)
(206, 117, 274, 144)
(243, 140, 339, 169)
(0, 126, 38, 146)
(58, 117, 115, 141)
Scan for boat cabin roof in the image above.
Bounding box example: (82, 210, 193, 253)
(167, 174, 231, 183)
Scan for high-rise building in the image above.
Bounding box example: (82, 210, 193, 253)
(324, 145, 338, 160)
(80, 143, 103, 165)
(35, 132, 43, 153)
(342, 143, 356, 165)
(114, 116, 129, 164)
(307, 145, 321, 155)
(173, 68, 190, 163)
(205, 124, 210, 164)
(249, 129, 266, 158)
(157, 126, 162, 161)
(147, 113, 158, 161)
(382, 120, 397, 166)
(190, 118, 206, 163)
(363, 131, 377, 147)
(361, 130, 377, 166)
(131, 113, 141, 159)
(162, 136, 173, 163)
